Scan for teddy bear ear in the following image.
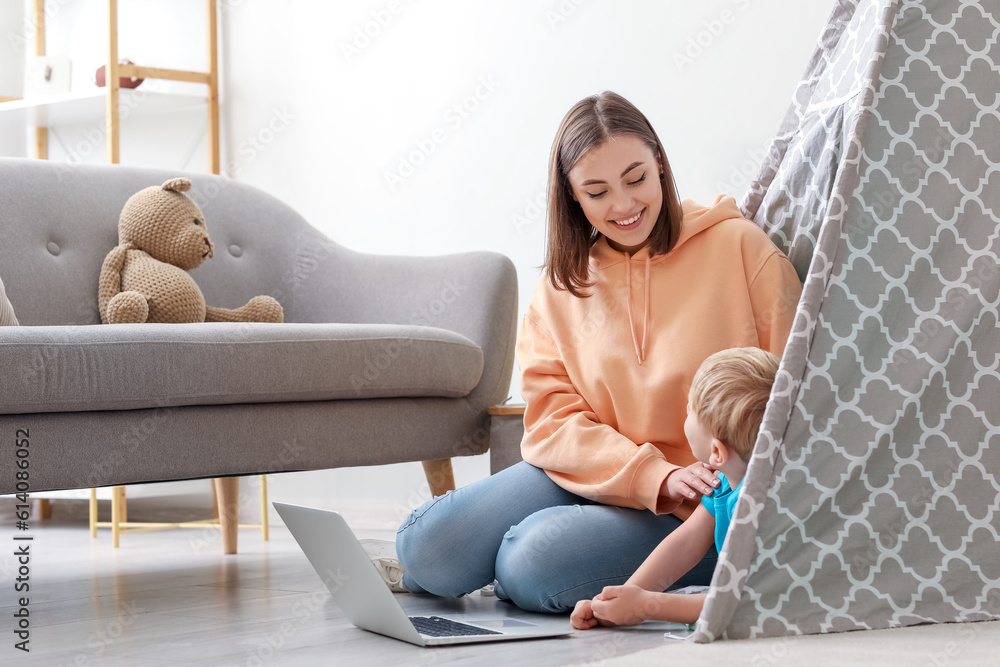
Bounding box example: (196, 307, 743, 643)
(162, 178, 192, 193)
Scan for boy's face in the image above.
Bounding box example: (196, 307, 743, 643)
(684, 404, 716, 465)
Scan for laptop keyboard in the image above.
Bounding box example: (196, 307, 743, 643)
(410, 616, 502, 637)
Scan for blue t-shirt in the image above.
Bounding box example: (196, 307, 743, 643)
(700, 473, 743, 554)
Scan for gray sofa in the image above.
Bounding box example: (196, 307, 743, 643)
(0, 157, 518, 551)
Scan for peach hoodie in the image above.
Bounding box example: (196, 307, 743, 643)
(516, 196, 802, 519)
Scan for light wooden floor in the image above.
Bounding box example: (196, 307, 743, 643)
(0, 497, 690, 666)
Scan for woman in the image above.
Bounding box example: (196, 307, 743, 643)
(395, 91, 802, 613)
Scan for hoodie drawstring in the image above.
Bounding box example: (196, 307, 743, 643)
(624, 253, 651, 365)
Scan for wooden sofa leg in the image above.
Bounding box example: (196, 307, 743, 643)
(89, 489, 97, 538)
(421, 459, 455, 497)
(213, 477, 239, 555)
(112, 486, 123, 548)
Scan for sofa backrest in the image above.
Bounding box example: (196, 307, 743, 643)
(0, 158, 339, 326)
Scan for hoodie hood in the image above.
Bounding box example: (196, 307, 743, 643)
(675, 195, 747, 248)
(590, 195, 747, 364)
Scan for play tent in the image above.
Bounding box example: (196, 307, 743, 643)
(693, 0, 1000, 641)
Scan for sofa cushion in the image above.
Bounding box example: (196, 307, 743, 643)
(0, 275, 17, 326)
(0, 322, 483, 414)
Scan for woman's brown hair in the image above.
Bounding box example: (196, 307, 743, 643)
(545, 91, 684, 297)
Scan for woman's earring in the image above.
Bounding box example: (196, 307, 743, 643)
(658, 172, 664, 180)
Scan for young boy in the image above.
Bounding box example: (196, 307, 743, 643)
(571, 347, 780, 629)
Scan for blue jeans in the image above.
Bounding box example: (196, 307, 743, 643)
(395, 461, 717, 613)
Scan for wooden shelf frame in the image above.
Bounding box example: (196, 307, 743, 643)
(105, 0, 220, 171)
(89, 478, 270, 550)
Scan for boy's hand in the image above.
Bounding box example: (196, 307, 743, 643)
(571, 599, 598, 630)
(662, 462, 719, 501)
(590, 584, 651, 627)
(572, 596, 621, 630)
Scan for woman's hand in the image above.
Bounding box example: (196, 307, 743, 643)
(660, 462, 719, 502)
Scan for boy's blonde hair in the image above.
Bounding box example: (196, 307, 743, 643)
(688, 347, 780, 462)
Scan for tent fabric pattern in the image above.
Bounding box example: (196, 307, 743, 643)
(693, 0, 1000, 642)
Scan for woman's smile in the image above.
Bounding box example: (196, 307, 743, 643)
(611, 207, 645, 229)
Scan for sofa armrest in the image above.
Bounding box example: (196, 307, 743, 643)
(296, 246, 518, 417)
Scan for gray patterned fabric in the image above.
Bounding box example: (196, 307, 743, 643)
(694, 0, 1000, 641)
(0, 275, 17, 326)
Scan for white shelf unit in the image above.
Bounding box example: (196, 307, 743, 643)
(0, 0, 220, 170)
(0, 89, 206, 131)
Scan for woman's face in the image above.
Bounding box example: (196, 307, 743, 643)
(567, 134, 664, 255)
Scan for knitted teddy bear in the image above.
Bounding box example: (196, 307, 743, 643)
(98, 178, 284, 325)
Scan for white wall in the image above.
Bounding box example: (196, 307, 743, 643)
(4, 0, 833, 526)
(0, 1, 26, 156)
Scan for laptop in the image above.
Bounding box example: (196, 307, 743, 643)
(273, 502, 572, 646)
